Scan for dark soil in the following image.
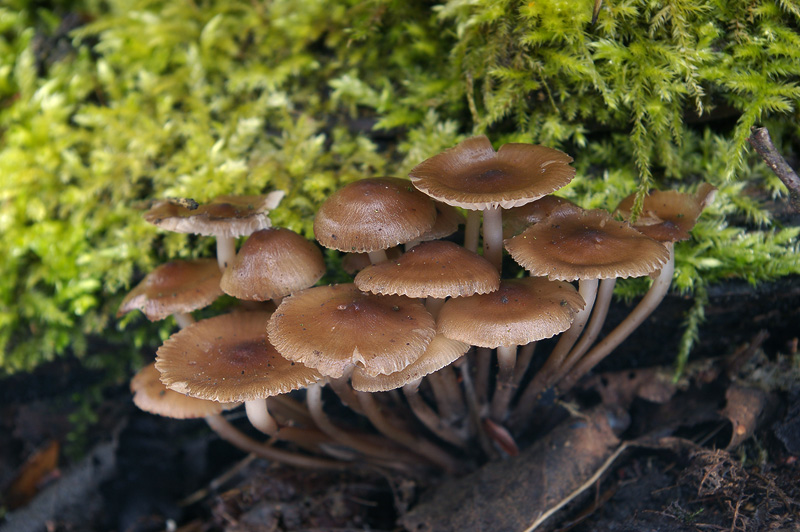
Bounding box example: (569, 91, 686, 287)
(1, 277, 799, 532)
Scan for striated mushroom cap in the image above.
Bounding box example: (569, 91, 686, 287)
(351, 335, 470, 392)
(355, 241, 499, 299)
(313, 177, 436, 253)
(144, 192, 284, 238)
(221, 228, 325, 301)
(131, 362, 240, 419)
(409, 135, 575, 211)
(505, 208, 670, 281)
(615, 183, 717, 243)
(156, 311, 322, 403)
(437, 278, 585, 348)
(267, 284, 436, 378)
(117, 259, 223, 321)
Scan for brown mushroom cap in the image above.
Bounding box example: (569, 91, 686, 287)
(351, 335, 470, 392)
(155, 312, 322, 403)
(504, 208, 670, 281)
(313, 177, 437, 253)
(354, 241, 499, 299)
(615, 184, 717, 243)
(117, 259, 223, 321)
(220, 228, 326, 301)
(408, 135, 575, 211)
(131, 362, 240, 419)
(437, 278, 585, 348)
(267, 284, 436, 378)
(502, 195, 583, 238)
(143, 192, 284, 238)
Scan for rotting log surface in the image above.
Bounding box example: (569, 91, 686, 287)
(403, 407, 625, 532)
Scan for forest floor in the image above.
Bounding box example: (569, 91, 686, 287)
(1, 275, 799, 532)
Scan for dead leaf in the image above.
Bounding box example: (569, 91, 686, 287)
(720, 385, 773, 450)
(5, 440, 60, 509)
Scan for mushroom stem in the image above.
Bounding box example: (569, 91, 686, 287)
(245, 399, 279, 435)
(454, 357, 496, 458)
(305, 383, 417, 463)
(204, 413, 346, 470)
(482, 206, 503, 271)
(511, 279, 597, 422)
(512, 342, 537, 387)
(490, 345, 518, 421)
(216, 236, 236, 271)
(552, 278, 616, 385)
(464, 210, 481, 252)
(367, 249, 389, 264)
(174, 312, 195, 329)
(403, 380, 468, 448)
(357, 391, 460, 473)
(559, 243, 675, 392)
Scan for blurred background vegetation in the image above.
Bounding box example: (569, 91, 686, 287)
(1, 0, 799, 379)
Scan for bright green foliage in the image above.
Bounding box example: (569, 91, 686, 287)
(1, 0, 799, 374)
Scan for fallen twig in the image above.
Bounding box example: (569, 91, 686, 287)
(747, 126, 800, 213)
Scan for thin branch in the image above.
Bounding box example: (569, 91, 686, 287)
(748, 126, 800, 213)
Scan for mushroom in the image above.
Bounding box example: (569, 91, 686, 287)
(117, 258, 223, 328)
(313, 177, 436, 264)
(437, 278, 585, 421)
(155, 311, 324, 446)
(409, 135, 575, 270)
(131, 362, 342, 469)
(144, 192, 284, 270)
(506, 208, 669, 420)
(556, 184, 717, 391)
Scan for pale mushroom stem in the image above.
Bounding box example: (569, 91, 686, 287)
(204, 413, 346, 470)
(490, 345, 518, 422)
(512, 341, 537, 387)
(551, 278, 617, 385)
(216, 236, 237, 271)
(245, 399, 279, 435)
(403, 380, 468, 448)
(305, 383, 417, 463)
(356, 391, 460, 473)
(558, 243, 675, 392)
(328, 375, 365, 415)
(453, 357, 496, 458)
(425, 296, 465, 419)
(511, 279, 598, 422)
(367, 250, 389, 264)
(174, 312, 195, 329)
(464, 210, 481, 252)
(482, 206, 504, 271)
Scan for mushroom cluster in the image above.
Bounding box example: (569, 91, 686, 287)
(119, 136, 714, 472)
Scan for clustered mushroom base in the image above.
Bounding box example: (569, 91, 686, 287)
(121, 136, 714, 476)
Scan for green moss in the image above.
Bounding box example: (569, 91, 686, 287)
(1, 0, 799, 374)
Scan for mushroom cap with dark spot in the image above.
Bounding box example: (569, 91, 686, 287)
(156, 311, 321, 403)
(409, 135, 575, 211)
(143, 191, 284, 238)
(615, 184, 716, 243)
(267, 284, 436, 378)
(505, 208, 670, 280)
